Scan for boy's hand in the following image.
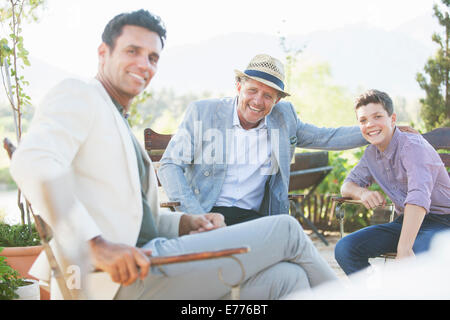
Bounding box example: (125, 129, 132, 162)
(359, 190, 386, 210)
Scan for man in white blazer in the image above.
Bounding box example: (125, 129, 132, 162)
(10, 9, 339, 299)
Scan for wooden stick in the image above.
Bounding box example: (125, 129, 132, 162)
(149, 247, 250, 266)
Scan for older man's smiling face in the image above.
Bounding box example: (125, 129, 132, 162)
(236, 78, 280, 130)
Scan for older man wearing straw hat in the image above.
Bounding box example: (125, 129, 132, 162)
(159, 54, 381, 226)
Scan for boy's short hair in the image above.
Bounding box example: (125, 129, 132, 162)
(355, 89, 394, 116)
(102, 9, 167, 51)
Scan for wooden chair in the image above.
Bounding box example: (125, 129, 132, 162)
(144, 129, 180, 211)
(3, 137, 249, 300)
(330, 127, 450, 259)
(288, 152, 333, 246)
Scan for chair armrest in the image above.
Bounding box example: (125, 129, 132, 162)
(149, 246, 250, 266)
(288, 194, 305, 201)
(160, 201, 181, 212)
(331, 196, 357, 204)
(329, 197, 358, 224)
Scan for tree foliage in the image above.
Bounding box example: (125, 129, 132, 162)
(286, 59, 356, 127)
(0, 0, 45, 230)
(0, 0, 45, 141)
(416, 0, 450, 130)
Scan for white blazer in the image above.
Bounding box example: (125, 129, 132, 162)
(10, 78, 183, 299)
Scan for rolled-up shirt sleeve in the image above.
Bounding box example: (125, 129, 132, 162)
(344, 153, 373, 188)
(401, 141, 441, 212)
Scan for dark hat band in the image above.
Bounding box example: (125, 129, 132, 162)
(244, 70, 285, 91)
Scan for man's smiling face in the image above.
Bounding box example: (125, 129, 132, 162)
(236, 78, 280, 130)
(98, 24, 162, 101)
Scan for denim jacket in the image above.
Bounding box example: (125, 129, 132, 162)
(158, 97, 366, 216)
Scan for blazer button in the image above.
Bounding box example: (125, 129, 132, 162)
(204, 171, 210, 177)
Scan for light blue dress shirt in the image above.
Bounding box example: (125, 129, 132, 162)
(215, 102, 273, 211)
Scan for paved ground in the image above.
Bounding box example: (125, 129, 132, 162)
(306, 230, 347, 279)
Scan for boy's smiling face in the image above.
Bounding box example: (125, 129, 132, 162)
(356, 102, 396, 152)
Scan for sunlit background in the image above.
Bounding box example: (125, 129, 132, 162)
(0, 0, 445, 221)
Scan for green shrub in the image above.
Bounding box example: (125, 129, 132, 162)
(0, 247, 28, 300)
(0, 223, 40, 247)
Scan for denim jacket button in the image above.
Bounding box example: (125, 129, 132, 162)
(204, 171, 210, 177)
(194, 188, 200, 194)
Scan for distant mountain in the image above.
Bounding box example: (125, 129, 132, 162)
(5, 14, 437, 104)
(289, 23, 433, 98)
(153, 19, 436, 99)
(153, 32, 284, 96)
(393, 12, 440, 48)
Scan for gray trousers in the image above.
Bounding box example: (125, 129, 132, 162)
(115, 215, 337, 300)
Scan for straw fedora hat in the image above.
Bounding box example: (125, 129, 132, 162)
(234, 54, 290, 97)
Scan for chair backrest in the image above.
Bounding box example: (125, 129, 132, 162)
(288, 151, 333, 192)
(144, 128, 173, 162)
(422, 127, 450, 168)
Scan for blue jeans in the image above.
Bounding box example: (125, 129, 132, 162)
(335, 214, 450, 275)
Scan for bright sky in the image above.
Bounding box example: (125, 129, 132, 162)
(11, 0, 436, 79)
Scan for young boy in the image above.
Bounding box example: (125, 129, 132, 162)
(334, 89, 450, 275)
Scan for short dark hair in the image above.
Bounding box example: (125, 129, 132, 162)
(355, 89, 394, 116)
(102, 9, 167, 51)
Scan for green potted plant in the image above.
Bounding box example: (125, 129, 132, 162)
(0, 0, 47, 299)
(0, 247, 40, 300)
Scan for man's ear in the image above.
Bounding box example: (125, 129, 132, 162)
(236, 81, 242, 95)
(98, 43, 108, 65)
(275, 96, 282, 104)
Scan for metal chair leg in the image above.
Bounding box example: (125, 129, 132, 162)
(335, 204, 345, 238)
(290, 200, 329, 245)
(218, 256, 246, 300)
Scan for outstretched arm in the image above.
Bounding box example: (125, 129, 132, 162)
(287, 102, 366, 150)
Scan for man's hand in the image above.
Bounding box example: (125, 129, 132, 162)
(397, 126, 419, 134)
(89, 236, 152, 286)
(179, 213, 226, 236)
(359, 190, 386, 210)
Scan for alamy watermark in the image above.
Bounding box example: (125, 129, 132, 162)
(164, 121, 280, 175)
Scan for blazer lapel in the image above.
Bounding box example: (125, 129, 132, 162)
(266, 112, 287, 186)
(92, 80, 141, 195)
